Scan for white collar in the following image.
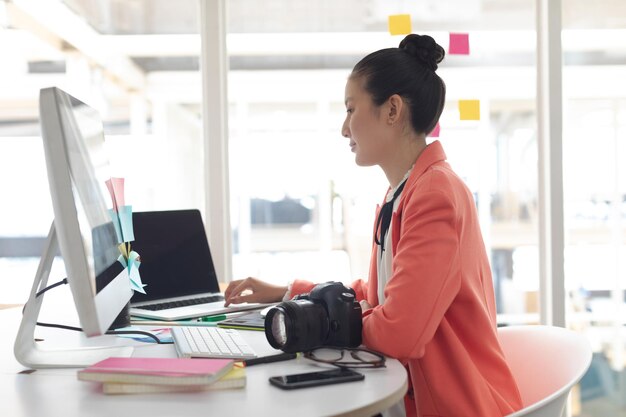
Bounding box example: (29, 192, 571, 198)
(385, 165, 413, 203)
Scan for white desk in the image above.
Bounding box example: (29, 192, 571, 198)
(0, 306, 407, 417)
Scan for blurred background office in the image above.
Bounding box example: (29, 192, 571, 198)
(0, 1, 624, 415)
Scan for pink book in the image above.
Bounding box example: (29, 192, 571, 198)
(78, 357, 233, 386)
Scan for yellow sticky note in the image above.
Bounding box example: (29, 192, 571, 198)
(388, 14, 412, 36)
(118, 243, 129, 259)
(459, 100, 480, 120)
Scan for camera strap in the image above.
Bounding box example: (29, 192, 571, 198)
(374, 178, 407, 255)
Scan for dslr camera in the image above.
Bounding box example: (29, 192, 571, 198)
(264, 281, 362, 353)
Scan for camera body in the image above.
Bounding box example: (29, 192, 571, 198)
(296, 282, 363, 348)
(264, 281, 363, 353)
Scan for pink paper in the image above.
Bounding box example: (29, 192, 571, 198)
(449, 33, 470, 55)
(105, 177, 125, 211)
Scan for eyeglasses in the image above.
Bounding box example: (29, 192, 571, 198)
(304, 347, 386, 369)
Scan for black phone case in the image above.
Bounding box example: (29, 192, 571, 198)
(268, 369, 364, 390)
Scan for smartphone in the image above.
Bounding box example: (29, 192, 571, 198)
(268, 368, 364, 390)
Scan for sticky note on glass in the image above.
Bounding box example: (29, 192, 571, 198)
(459, 100, 480, 120)
(388, 14, 412, 36)
(449, 33, 470, 55)
(428, 123, 441, 137)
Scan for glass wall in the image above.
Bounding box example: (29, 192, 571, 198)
(0, 0, 204, 304)
(225, 0, 541, 324)
(224, 1, 626, 415)
(562, 3, 626, 413)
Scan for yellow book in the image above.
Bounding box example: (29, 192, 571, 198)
(102, 366, 246, 395)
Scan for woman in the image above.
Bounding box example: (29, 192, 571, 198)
(225, 34, 522, 417)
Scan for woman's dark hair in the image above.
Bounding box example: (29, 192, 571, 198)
(350, 34, 446, 135)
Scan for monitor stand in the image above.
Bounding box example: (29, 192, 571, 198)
(13, 223, 134, 369)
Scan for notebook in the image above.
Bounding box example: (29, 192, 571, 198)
(128, 209, 269, 321)
(217, 311, 265, 331)
(77, 357, 233, 386)
(101, 365, 246, 394)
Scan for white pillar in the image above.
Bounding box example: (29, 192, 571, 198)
(317, 99, 333, 253)
(537, 0, 566, 327)
(235, 100, 252, 257)
(478, 96, 492, 263)
(610, 100, 624, 384)
(199, 0, 232, 283)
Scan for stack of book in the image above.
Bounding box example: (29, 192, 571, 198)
(77, 357, 246, 395)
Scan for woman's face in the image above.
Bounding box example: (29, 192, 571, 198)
(341, 77, 390, 167)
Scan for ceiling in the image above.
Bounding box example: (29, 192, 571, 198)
(60, 0, 626, 34)
(1, 0, 625, 132)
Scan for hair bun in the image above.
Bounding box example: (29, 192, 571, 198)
(399, 34, 445, 71)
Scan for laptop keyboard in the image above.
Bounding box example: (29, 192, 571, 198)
(172, 326, 257, 359)
(139, 294, 225, 311)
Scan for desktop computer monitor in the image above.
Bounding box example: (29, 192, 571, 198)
(14, 87, 134, 368)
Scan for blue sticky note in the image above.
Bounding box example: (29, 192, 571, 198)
(130, 277, 146, 294)
(117, 254, 127, 269)
(108, 209, 123, 243)
(129, 260, 146, 294)
(129, 250, 141, 268)
(118, 205, 135, 243)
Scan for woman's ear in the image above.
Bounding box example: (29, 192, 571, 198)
(386, 94, 404, 125)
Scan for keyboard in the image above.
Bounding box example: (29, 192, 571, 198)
(171, 326, 257, 360)
(139, 295, 224, 311)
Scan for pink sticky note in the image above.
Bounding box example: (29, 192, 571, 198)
(105, 177, 125, 211)
(449, 33, 470, 55)
(428, 123, 441, 137)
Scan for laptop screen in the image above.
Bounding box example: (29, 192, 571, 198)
(129, 209, 221, 303)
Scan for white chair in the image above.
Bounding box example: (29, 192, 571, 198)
(499, 325, 592, 417)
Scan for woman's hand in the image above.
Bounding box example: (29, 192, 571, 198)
(224, 277, 288, 307)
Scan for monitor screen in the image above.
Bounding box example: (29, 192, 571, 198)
(60, 94, 125, 294)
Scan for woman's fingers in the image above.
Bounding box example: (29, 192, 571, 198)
(224, 278, 256, 306)
(224, 277, 287, 306)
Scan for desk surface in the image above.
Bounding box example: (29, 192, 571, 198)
(0, 305, 407, 417)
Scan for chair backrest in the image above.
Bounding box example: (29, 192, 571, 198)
(498, 325, 592, 417)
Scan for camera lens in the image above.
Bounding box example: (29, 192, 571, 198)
(264, 305, 290, 350)
(264, 300, 329, 353)
(270, 309, 287, 347)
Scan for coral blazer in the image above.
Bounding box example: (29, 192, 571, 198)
(291, 141, 522, 416)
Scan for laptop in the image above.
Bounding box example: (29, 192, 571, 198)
(128, 209, 269, 321)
